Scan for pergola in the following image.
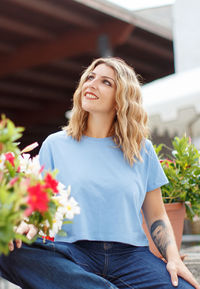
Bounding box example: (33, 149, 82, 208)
(0, 0, 174, 150)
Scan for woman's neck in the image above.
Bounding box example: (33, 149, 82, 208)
(85, 114, 114, 138)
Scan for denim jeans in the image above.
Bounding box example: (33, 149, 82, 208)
(0, 238, 194, 289)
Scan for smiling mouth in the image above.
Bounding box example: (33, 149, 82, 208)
(84, 92, 99, 100)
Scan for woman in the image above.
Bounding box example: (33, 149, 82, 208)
(0, 57, 199, 289)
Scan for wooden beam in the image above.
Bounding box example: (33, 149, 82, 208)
(12, 100, 72, 127)
(127, 36, 173, 60)
(50, 60, 83, 73)
(13, 70, 76, 89)
(0, 20, 134, 78)
(0, 96, 40, 110)
(123, 57, 161, 76)
(0, 43, 14, 53)
(0, 16, 53, 39)
(0, 82, 68, 100)
(8, 0, 97, 28)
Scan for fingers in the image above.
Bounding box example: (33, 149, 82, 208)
(167, 260, 200, 289)
(167, 262, 178, 286)
(15, 221, 29, 235)
(8, 222, 38, 252)
(15, 239, 22, 249)
(26, 224, 38, 240)
(16, 221, 38, 240)
(179, 270, 200, 289)
(8, 240, 14, 251)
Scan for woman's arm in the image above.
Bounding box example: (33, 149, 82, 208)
(142, 187, 200, 288)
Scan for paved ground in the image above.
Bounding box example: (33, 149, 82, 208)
(181, 244, 200, 284)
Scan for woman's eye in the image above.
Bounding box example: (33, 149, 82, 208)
(103, 79, 111, 86)
(87, 75, 94, 81)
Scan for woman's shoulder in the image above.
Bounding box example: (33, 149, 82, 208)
(43, 130, 70, 145)
(143, 138, 154, 151)
(140, 138, 155, 159)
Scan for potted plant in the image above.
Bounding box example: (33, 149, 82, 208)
(143, 135, 200, 257)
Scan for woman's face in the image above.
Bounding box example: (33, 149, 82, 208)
(81, 63, 117, 117)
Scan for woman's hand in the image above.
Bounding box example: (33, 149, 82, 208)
(167, 258, 200, 288)
(8, 221, 38, 251)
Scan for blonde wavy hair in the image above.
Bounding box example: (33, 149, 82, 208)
(64, 57, 149, 165)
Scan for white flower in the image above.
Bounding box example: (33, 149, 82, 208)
(30, 155, 42, 177)
(18, 153, 31, 172)
(55, 184, 80, 220)
(39, 183, 80, 238)
(57, 182, 68, 195)
(18, 154, 42, 178)
(48, 211, 64, 237)
(39, 212, 64, 238)
(59, 196, 80, 220)
(0, 154, 5, 170)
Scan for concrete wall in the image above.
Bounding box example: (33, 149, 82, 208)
(0, 278, 21, 289)
(173, 0, 200, 72)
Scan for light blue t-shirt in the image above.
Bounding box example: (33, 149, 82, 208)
(39, 131, 168, 246)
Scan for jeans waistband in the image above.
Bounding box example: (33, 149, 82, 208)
(74, 240, 137, 252)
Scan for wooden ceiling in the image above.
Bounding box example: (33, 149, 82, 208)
(0, 0, 174, 152)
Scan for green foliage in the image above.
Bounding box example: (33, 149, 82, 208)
(156, 136, 200, 219)
(0, 115, 79, 255)
(0, 115, 58, 255)
(0, 114, 24, 154)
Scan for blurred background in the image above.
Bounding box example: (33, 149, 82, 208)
(0, 1, 200, 287)
(0, 0, 178, 154)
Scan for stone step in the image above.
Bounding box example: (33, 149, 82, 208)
(181, 245, 200, 283)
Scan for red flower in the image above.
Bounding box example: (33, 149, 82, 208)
(42, 236, 54, 242)
(44, 173, 59, 194)
(160, 159, 173, 168)
(26, 184, 49, 215)
(5, 152, 15, 166)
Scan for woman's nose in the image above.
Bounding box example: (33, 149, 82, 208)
(88, 78, 98, 88)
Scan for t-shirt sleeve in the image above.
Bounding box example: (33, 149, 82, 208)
(39, 137, 54, 172)
(146, 140, 168, 192)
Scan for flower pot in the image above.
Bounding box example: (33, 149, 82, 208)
(184, 217, 200, 235)
(142, 202, 185, 258)
(191, 218, 200, 234)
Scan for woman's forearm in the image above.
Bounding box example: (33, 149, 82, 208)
(150, 217, 180, 261)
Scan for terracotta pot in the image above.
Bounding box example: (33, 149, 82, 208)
(142, 202, 186, 258)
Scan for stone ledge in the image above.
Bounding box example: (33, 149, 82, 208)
(181, 245, 200, 283)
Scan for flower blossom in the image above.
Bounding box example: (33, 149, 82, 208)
(56, 186, 80, 220)
(44, 173, 59, 194)
(0, 154, 5, 170)
(26, 184, 49, 215)
(18, 154, 42, 177)
(5, 152, 15, 167)
(48, 211, 64, 237)
(21, 142, 39, 154)
(9, 176, 19, 186)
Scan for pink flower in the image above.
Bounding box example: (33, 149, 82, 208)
(9, 177, 19, 186)
(5, 152, 15, 167)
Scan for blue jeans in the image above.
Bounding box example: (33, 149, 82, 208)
(0, 238, 194, 289)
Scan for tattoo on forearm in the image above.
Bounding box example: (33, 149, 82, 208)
(150, 220, 171, 259)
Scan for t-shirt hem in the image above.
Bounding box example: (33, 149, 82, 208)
(55, 235, 149, 247)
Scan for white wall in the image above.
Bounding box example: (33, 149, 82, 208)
(173, 0, 200, 72)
